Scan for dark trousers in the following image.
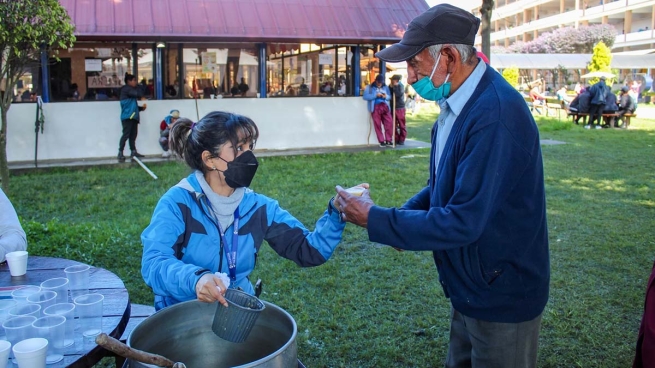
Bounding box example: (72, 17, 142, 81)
(445, 307, 542, 368)
(394, 108, 407, 144)
(588, 104, 604, 126)
(119, 119, 139, 152)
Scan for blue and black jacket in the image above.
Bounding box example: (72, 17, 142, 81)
(141, 172, 345, 310)
(119, 85, 144, 121)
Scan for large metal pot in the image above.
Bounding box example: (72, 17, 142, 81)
(125, 300, 298, 368)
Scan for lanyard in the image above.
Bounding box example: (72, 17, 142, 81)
(212, 205, 240, 282)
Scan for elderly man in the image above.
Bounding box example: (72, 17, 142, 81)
(389, 75, 407, 145)
(335, 4, 549, 367)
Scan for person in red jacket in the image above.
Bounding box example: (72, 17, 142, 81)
(634, 261, 655, 368)
(159, 109, 180, 158)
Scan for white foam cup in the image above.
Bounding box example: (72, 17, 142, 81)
(12, 338, 48, 368)
(5, 251, 28, 277)
(0, 340, 11, 368)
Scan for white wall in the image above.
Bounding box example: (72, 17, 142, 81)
(7, 98, 373, 163)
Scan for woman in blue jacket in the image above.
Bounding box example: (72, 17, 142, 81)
(141, 111, 348, 310)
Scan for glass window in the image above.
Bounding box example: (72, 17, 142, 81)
(137, 48, 154, 99)
(182, 46, 259, 99)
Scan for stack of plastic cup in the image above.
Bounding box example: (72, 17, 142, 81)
(11, 286, 41, 305)
(40, 278, 69, 304)
(64, 265, 90, 300)
(43, 303, 76, 348)
(26, 291, 57, 317)
(32, 316, 66, 364)
(8, 304, 41, 319)
(74, 294, 104, 339)
(2, 315, 36, 363)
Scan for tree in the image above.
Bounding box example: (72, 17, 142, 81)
(502, 66, 519, 88)
(479, 0, 495, 62)
(586, 41, 613, 85)
(0, 0, 75, 192)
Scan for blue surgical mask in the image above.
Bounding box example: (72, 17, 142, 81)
(411, 54, 451, 101)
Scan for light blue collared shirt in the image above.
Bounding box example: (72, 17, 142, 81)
(435, 59, 487, 176)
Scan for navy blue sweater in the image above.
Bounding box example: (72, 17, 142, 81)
(368, 67, 549, 323)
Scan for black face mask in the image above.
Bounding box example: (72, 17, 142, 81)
(217, 150, 259, 188)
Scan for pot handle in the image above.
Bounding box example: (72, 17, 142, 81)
(96, 333, 186, 368)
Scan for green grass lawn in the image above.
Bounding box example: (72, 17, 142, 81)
(6, 103, 655, 367)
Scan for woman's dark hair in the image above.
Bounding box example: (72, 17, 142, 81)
(124, 73, 136, 84)
(169, 111, 259, 173)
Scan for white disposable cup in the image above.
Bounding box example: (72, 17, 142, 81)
(74, 294, 103, 338)
(2, 316, 36, 361)
(32, 316, 66, 364)
(8, 304, 41, 318)
(26, 291, 57, 317)
(40, 278, 69, 304)
(0, 340, 11, 368)
(210, 94, 215, 99)
(5, 251, 28, 277)
(43, 303, 75, 348)
(11, 286, 41, 305)
(12, 338, 48, 368)
(345, 186, 366, 196)
(64, 265, 90, 300)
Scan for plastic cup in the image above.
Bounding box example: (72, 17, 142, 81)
(12, 338, 48, 368)
(3, 316, 36, 361)
(8, 304, 41, 318)
(64, 265, 90, 300)
(26, 291, 57, 317)
(210, 94, 215, 99)
(32, 316, 65, 364)
(40, 278, 69, 304)
(43, 303, 75, 348)
(345, 186, 366, 196)
(0, 340, 10, 368)
(5, 251, 28, 277)
(11, 286, 41, 305)
(73, 294, 103, 338)
(0, 299, 17, 338)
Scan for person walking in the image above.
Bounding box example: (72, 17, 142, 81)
(363, 75, 393, 147)
(118, 72, 147, 162)
(389, 75, 407, 145)
(336, 4, 549, 367)
(586, 76, 609, 129)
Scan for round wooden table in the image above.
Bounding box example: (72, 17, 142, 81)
(0, 256, 130, 367)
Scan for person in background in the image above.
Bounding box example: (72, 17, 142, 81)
(568, 87, 591, 124)
(617, 86, 636, 128)
(141, 111, 348, 310)
(0, 189, 27, 263)
(298, 78, 310, 97)
(601, 89, 619, 127)
(337, 76, 347, 96)
(20, 89, 31, 102)
(285, 84, 296, 96)
(239, 77, 249, 97)
(159, 109, 180, 158)
(556, 86, 572, 107)
(337, 4, 549, 367)
(118, 72, 147, 162)
(586, 76, 609, 129)
(363, 75, 393, 147)
(529, 80, 547, 115)
(70, 83, 80, 101)
(389, 75, 407, 145)
(405, 82, 417, 114)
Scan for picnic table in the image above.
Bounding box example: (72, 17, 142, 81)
(0, 256, 130, 368)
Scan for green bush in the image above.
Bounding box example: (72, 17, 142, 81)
(502, 66, 519, 88)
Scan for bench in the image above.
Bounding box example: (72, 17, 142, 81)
(568, 111, 637, 127)
(110, 303, 156, 367)
(525, 97, 564, 119)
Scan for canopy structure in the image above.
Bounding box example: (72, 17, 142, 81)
(59, 0, 429, 43)
(490, 53, 655, 70)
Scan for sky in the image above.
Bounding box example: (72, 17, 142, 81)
(425, 0, 480, 11)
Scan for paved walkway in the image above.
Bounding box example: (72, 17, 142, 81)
(8, 139, 431, 174)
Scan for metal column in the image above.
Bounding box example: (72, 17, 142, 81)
(378, 45, 386, 81)
(155, 45, 164, 100)
(352, 46, 361, 97)
(132, 43, 138, 76)
(39, 45, 50, 103)
(258, 43, 267, 98)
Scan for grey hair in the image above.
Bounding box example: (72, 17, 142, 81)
(427, 44, 477, 65)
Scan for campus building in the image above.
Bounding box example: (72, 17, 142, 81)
(8, 0, 427, 165)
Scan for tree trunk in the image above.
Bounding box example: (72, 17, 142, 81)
(480, 0, 495, 63)
(0, 105, 9, 193)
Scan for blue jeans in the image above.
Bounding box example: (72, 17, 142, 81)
(445, 307, 542, 368)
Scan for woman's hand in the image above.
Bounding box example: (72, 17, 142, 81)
(195, 273, 228, 307)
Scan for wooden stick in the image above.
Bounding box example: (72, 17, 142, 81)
(391, 87, 396, 148)
(96, 333, 185, 368)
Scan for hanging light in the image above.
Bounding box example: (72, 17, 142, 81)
(156, 42, 166, 49)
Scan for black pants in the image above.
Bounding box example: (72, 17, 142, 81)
(588, 104, 604, 126)
(119, 119, 139, 152)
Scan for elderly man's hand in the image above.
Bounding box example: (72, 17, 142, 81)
(335, 184, 374, 228)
